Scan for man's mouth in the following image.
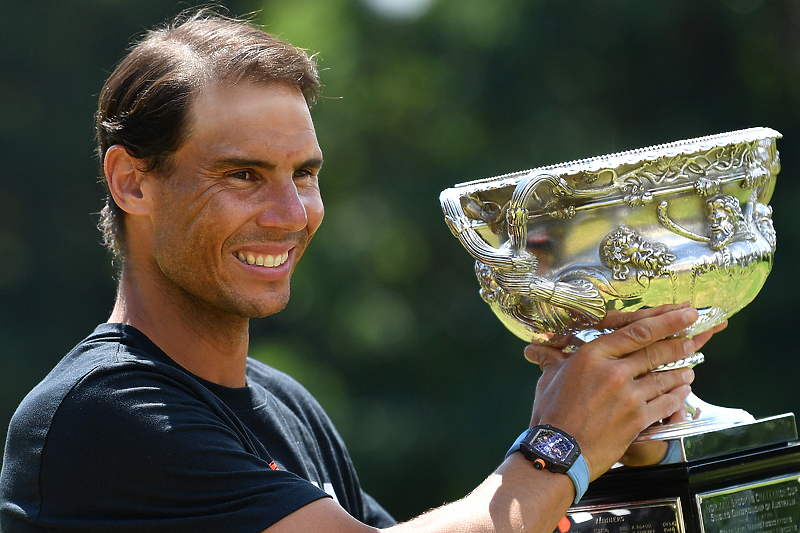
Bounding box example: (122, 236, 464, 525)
(235, 251, 289, 267)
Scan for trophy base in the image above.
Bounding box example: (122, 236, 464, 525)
(637, 408, 796, 449)
(560, 415, 800, 533)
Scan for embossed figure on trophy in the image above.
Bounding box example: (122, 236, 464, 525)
(600, 226, 677, 282)
(753, 202, 776, 249)
(707, 195, 747, 250)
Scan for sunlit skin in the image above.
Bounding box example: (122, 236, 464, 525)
(104, 83, 323, 387)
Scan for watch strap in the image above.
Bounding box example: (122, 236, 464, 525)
(565, 453, 589, 504)
(505, 428, 531, 460)
(506, 428, 589, 505)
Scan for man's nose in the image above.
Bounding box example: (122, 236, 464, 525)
(255, 179, 308, 232)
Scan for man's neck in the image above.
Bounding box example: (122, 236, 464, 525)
(109, 266, 251, 388)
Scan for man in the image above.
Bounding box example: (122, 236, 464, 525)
(0, 9, 723, 533)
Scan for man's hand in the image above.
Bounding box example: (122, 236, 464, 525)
(523, 303, 726, 480)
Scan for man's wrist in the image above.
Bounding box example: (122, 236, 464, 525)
(506, 427, 589, 504)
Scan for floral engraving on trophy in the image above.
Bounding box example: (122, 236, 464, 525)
(571, 138, 776, 209)
(743, 144, 774, 189)
(621, 181, 654, 206)
(548, 206, 576, 219)
(600, 226, 677, 282)
(695, 177, 722, 197)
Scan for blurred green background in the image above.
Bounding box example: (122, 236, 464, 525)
(1, 0, 798, 522)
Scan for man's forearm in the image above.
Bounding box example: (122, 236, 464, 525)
(386, 454, 574, 533)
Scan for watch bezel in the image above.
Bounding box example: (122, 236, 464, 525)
(518, 424, 582, 474)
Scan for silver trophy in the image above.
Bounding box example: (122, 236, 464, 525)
(441, 127, 796, 453)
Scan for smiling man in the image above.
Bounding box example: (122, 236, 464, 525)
(103, 81, 325, 387)
(0, 8, 723, 533)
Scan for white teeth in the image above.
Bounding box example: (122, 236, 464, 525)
(236, 251, 289, 268)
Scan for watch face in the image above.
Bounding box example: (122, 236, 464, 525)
(531, 428, 575, 462)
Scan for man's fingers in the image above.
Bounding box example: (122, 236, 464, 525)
(590, 307, 699, 363)
(628, 317, 727, 376)
(595, 302, 691, 331)
(637, 367, 694, 402)
(524, 343, 568, 372)
(643, 384, 692, 424)
(629, 336, 696, 377)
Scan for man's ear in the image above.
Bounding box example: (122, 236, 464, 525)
(104, 145, 151, 216)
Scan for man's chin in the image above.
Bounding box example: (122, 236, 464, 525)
(244, 294, 291, 319)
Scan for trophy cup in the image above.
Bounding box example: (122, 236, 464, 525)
(440, 127, 799, 533)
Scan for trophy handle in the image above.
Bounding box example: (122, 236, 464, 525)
(506, 172, 564, 251)
(442, 171, 607, 332)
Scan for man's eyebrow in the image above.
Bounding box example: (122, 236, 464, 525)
(302, 157, 324, 170)
(208, 156, 323, 170)
(208, 156, 277, 170)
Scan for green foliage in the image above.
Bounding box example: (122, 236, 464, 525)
(2, 0, 799, 522)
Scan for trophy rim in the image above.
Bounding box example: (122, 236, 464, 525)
(447, 126, 782, 192)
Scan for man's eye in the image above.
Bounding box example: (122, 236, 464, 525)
(293, 169, 316, 179)
(230, 170, 253, 181)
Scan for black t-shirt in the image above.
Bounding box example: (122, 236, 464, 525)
(0, 323, 394, 532)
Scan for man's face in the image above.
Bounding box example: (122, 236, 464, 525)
(144, 82, 324, 319)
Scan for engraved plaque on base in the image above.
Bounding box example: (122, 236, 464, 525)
(561, 441, 800, 533)
(559, 499, 684, 533)
(697, 473, 799, 533)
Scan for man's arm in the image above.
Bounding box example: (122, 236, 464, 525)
(267, 455, 574, 533)
(265, 304, 709, 533)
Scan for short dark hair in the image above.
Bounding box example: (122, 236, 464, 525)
(96, 8, 321, 262)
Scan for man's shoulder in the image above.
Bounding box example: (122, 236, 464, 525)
(27, 323, 175, 395)
(11, 323, 200, 436)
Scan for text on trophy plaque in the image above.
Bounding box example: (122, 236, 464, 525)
(697, 474, 800, 533)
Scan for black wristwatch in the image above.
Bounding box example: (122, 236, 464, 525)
(506, 424, 589, 503)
